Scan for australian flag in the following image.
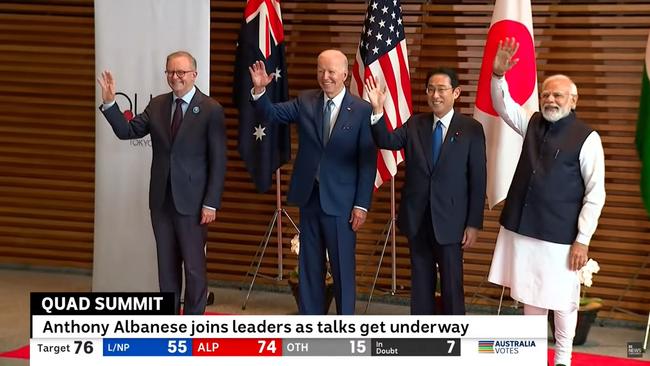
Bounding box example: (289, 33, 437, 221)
(234, 0, 290, 193)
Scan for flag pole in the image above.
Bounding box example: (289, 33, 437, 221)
(364, 175, 401, 313)
(390, 175, 397, 294)
(241, 167, 299, 310)
(275, 168, 284, 279)
(350, 0, 410, 312)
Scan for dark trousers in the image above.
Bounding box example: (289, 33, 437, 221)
(298, 184, 356, 315)
(409, 208, 465, 315)
(150, 184, 208, 315)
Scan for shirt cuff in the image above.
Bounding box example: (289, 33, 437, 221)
(102, 100, 116, 110)
(202, 205, 216, 211)
(370, 112, 384, 125)
(353, 205, 367, 212)
(251, 87, 266, 100)
(575, 233, 591, 246)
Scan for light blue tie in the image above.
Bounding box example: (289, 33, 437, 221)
(322, 99, 334, 145)
(431, 120, 443, 167)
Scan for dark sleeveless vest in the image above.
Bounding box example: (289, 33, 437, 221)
(500, 111, 593, 244)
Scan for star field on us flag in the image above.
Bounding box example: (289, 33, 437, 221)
(358, 0, 406, 65)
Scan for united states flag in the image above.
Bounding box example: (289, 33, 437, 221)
(350, 0, 412, 189)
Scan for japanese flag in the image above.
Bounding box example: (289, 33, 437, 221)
(473, 0, 538, 208)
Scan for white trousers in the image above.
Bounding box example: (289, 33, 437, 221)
(524, 303, 578, 366)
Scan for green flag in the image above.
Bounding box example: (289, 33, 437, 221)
(637, 34, 650, 217)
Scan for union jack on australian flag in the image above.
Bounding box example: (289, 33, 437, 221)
(234, 0, 291, 193)
(350, 0, 412, 189)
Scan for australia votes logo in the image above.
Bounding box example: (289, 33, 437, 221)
(478, 339, 537, 355)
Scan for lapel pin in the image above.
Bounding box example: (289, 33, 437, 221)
(192, 106, 200, 114)
(346, 107, 352, 111)
(451, 130, 461, 142)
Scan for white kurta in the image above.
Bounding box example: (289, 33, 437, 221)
(489, 227, 580, 310)
(487, 76, 606, 311)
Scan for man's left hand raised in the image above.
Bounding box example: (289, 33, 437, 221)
(364, 76, 387, 114)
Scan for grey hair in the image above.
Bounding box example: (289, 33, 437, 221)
(166, 51, 197, 70)
(542, 74, 578, 96)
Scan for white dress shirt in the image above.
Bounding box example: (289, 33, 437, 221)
(322, 88, 346, 136)
(371, 107, 453, 140)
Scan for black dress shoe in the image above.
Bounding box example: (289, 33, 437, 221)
(207, 291, 215, 306)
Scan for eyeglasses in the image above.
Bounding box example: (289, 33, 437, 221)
(165, 70, 195, 78)
(426, 85, 453, 95)
(540, 91, 570, 100)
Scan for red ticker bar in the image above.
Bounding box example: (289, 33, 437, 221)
(193, 338, 283, 356)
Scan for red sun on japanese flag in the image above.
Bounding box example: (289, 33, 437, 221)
(476, 20, 536, 116)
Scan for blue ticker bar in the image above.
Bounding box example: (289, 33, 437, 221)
(103, 338, 192, 356)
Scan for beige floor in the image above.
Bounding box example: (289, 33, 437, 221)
(0, 267, 648, 365)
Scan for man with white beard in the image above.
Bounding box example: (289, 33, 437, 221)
(487, 38, 606, 366)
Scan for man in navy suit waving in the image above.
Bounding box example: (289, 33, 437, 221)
(249, 49, 376, 315)
(365, 68, 486, 315)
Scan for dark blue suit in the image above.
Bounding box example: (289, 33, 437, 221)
(372, 111, 486, 314)
(253, 89, 376, 314)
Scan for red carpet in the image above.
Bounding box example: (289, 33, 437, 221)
(547, 349, 649, 365)
(0, 345, 29, 359)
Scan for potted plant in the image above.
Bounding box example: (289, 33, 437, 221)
(287, 234, 335, 312)
(549, 258, 602, 345)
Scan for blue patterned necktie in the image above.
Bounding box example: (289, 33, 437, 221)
(322, 99, 334, 145)
(431, 120, 443, 167)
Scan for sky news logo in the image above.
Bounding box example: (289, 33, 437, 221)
(478, 339, 537, 355)
(627, 342, 643, 358)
